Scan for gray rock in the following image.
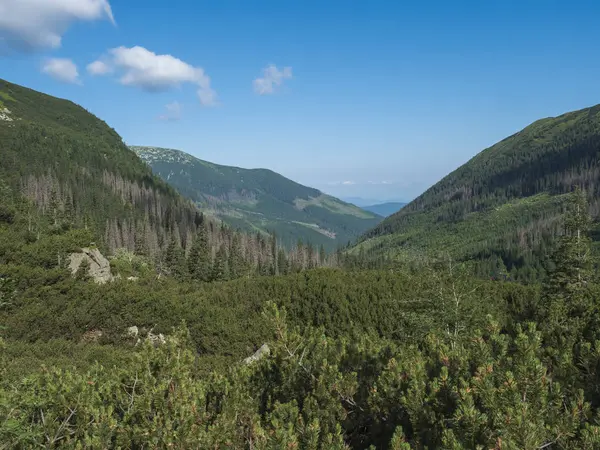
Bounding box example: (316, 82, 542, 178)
(147, 331, 166, 346)
(127, 326, 139, 338)
(69, 248, 113, 284)
(0, 108, 13, 122)
(243, 343, 270, 365)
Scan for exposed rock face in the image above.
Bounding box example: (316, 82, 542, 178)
(147, 331, 166, 346)
(0, 108, 13, 122)
(68, 248, 113, 284)
(127, 326, 139, 338)
(243, 343, 270, 365)
(125, 325, 166, 347)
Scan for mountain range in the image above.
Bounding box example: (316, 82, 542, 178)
(355, 103, 600, 281)
(5, 75, 599, 284)
(4, 77, 600, 448)
(0, 77, 328, 278)
(132, 146, 382, 250)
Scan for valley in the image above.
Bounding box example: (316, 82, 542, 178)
(3, 3, 600, 447)
(361, 201, 407, 217)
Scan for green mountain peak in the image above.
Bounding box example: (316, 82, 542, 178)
(131, 146, 381, 250)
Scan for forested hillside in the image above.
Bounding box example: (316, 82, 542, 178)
(0, 79, 334, 278)
(4, 75, 600, 450)
(356, 104, 600, 281)
(132, 146, 381, 250)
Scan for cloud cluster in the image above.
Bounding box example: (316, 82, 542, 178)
(87, 60, 112, 75)
(88, 46, 218, 106)
(0, 0, 114, 51)
(42, 58, 81, 84)
(368, 180, 393, 185)
(2, 0, 295, 113)
(253, 64, 292, 95)
(159, 101, 183, 121)
(326, 181, 356, 186)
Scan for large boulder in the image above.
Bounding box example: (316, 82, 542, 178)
(127, 326, 139, 338)
(243, 343, 270, 365)
(68, 248, 113, 284)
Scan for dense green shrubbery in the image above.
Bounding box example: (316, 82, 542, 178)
(2, 182, 600, 448)
(6, 77, 600, 447)
(3, 300, 600, 449)
(0, 261, 521, 358)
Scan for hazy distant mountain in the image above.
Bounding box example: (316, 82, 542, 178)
(340, 197, 383, 207)
(133, 146, 382, 250)
(362, 202, 407, 217)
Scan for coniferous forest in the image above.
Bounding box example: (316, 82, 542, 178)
(3, 72, 600, 448)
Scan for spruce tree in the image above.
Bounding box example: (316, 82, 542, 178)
(47, 187, 59, 226)
(277, 248, 288, 275)
(270, 232, 278, 275)
(134, 222, 149, 256)
(228, 233, 244, 279)
(540, 187, 595, 368)
(544, 187, 593, 311)
(165, 236, 187, 279)
(212, 244, 229, 281)
(188, 226, 211, 282)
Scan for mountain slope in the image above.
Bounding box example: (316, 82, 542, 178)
(0, 78, 204, 257)
(132, 146, 382, 250)
(0, 79, 337, 279)
(362, 202, 406, 217)
(355, 104, 600, 279)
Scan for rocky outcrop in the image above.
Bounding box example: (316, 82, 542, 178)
(68, 248, 113, 284)
(147, 331, 166, 346)
(126, 325, 166, 347)
(243, 343, 270, 365)
(0, 108, 13, 122)
(127, 326, 139, 338)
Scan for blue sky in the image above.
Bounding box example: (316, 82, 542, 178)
(2, 0, 600, 202)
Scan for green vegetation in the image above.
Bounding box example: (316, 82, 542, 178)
(4, 177, 600, 448)
(4, 81, 600, 448)
(0, 79, 334, 279)
(132, 146, 382, 250)
(358, 104, 600, 281)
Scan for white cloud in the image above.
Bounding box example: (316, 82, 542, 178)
(42, 58, 81, 84)
(87, 59, 112, 75)
(0, 0, 114, 51)
(159, 101, 182, 121)
(88, 46, 217, 106)
(326, 181, 357, 186)
(253, 64, 292, 95)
